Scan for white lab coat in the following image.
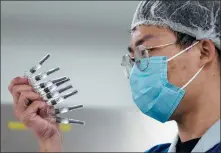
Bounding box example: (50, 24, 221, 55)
(168, 119, 220, 152)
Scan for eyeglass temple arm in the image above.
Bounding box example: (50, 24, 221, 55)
(146, 42, 176, 49)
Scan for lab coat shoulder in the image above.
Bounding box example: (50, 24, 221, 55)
(145, 119, 220, 152)
(206, 143, 221, 153)
(145, 143, 171, 153)
(144, 143, 220, 153)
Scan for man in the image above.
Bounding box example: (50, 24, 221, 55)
(9, 1, 220, 152)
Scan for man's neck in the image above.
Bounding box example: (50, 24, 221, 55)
(176, 79, 220, 142)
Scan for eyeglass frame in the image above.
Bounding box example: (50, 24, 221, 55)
(121, 42, 177, 74)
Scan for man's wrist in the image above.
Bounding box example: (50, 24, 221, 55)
(39, 132, 63, 152)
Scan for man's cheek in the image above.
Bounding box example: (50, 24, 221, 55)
(167, 62, 186, 87)
(167, 61, 178, 84)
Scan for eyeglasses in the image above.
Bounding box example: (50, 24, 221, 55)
(121, 42, 176, 78)
(121, 54, 134, 78)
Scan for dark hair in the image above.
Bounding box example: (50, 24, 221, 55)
(175, 32, 221, 64)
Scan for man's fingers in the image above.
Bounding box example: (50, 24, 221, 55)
(25, 100, 46, 114)
(20, 101, 46, 126)
(12, 85, 34, 94)
(8, 77, 29, 93)
(16, 91, 43, 114)
(12, 85, 34, 104)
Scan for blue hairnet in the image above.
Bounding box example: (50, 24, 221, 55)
(131, 1, 220, 50)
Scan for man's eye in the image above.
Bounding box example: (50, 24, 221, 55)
(141, 50, 146, 56)
(131, 58, 135, 62)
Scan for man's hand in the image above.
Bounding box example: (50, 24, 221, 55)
(8, 77, 62, 152)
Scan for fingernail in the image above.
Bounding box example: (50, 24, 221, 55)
(25, 77, 29, 82)
(22, 77, 29, 83)
(19, 76, 27, 80)
(14, 76, 20, 80)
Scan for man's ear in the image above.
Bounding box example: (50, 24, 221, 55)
(198, 39, 216, 66)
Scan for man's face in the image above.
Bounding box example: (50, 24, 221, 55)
(129, 25, 204, 119)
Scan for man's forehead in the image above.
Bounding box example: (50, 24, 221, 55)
(131, 26, 172, 38)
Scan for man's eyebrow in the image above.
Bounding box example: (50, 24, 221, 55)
(135, 34, 156, 47)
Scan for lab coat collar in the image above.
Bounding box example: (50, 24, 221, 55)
(168, 119, 220, 152)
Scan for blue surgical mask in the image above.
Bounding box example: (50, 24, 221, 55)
(129, 42, 204, 123)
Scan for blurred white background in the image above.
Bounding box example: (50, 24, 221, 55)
(1, 1, 178, 152)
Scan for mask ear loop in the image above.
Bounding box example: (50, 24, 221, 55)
(165, 41, 203, 90)
(181, 65, 205, 90)
(167, 41, 200, 62)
